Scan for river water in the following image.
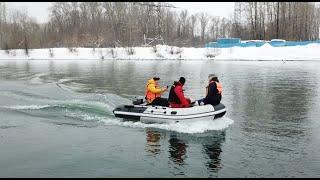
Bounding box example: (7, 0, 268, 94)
(0, 60, 319, 177)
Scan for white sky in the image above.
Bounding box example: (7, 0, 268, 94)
(6, 2, 52, 23)
(5, 2, 235, 23)
(170, 2, 234, 18)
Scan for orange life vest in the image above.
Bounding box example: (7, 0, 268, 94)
(216, 82, 222, 94)
(145, 81, 161, 103)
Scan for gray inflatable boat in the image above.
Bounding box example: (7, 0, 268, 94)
(113, 99, 226, 124)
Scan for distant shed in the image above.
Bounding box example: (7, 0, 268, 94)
(205, 38, 320, 48)
(217, 38, 241, 44)
(240, 40, 266, 47)
(269, 39, 286, 47)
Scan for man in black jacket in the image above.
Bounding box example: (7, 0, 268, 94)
(196, 74, 222, 106)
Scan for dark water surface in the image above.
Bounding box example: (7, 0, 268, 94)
(0, 60, 319, 177)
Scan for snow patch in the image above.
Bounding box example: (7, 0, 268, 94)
(1, 44, 320, 61)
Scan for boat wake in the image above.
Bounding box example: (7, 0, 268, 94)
(0, 81, 234, 133)
(2, 102, 234, 133)
(101, 116, 234, 134)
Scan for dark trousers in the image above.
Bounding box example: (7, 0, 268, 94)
(197, 97, 221, 106)
(149, 97, 169, 107)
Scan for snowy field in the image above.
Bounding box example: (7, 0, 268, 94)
(0, 43, 320, 61)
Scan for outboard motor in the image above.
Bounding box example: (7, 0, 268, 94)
(132, 98, 144, 105)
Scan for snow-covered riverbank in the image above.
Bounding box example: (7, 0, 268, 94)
(1, 43, 320, 61)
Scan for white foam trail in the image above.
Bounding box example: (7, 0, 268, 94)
(28, 73, 48, 84)
(64, 111, 107, 121)
(0, 89, 127, 114)
(2, 105, 51, 110)
(57, 78, 74, 84)
(56, 82, 88, 92)
(1, 100, 111, 113)
(101, 116, 234, 134)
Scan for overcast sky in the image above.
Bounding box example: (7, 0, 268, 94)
(5, 2, 235, 23)
(170, 2, 234, 18)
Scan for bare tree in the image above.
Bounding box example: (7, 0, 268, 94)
(2, 2, 319, 51)
(0, 2, 6, 49)
(199, 12, 209, 44)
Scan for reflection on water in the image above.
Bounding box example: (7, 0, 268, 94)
(144, 128, 227, 176)
(202, 130, 226, 173)
(1, 60, 320, 177)
(145, 129, 162, 156)
(168, 133, 188, 166)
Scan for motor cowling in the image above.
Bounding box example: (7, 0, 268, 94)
(132, 98, 144, 105)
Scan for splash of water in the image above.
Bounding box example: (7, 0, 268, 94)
(101, 116, 234, 134)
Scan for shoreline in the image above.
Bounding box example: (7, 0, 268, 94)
(1, 58, 320, 62)
(1, 44, 320, 61)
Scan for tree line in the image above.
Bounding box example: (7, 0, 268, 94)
(0, 2, 319, 51)
(232, 2, 320, 41)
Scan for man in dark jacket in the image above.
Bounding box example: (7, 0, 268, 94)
(196, 74, 222, 106)
(168, 77, 191, 108)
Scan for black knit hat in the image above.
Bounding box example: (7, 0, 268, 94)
(208, 74, 219, 82)
(179, 77, 186, 85)
(208, 74, 217, 79)
(153, 77, 160, 81)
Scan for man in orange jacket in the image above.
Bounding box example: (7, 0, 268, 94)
(145, 77, 169, 106)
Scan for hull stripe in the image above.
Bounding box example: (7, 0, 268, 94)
(114, 108, 226, 120)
